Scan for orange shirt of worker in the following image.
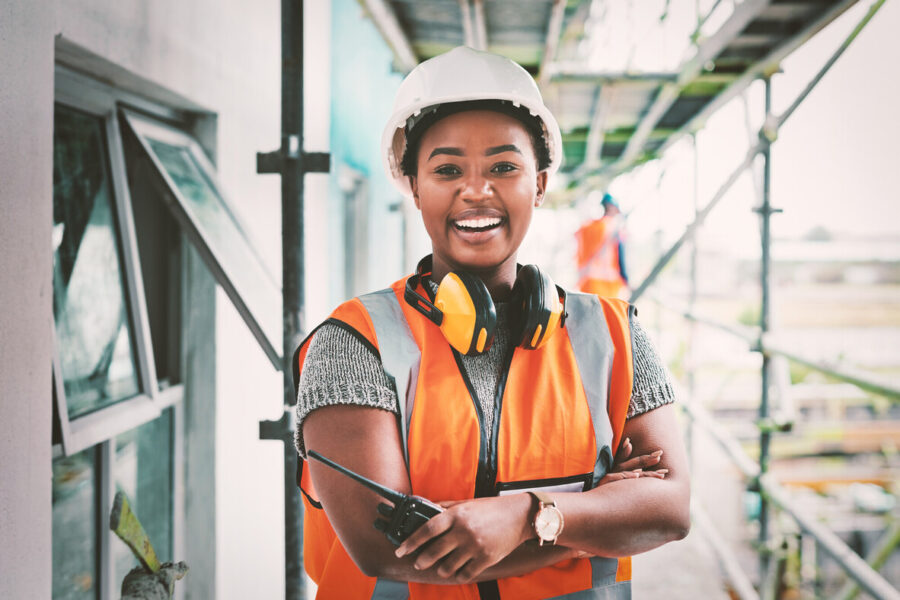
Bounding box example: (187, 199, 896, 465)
(575, 194, 629, 299)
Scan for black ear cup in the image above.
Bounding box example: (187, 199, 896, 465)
(510, 265, 565, 350)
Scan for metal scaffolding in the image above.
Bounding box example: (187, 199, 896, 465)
(284, 0, 897, 596)
(632, 2, 898, 596)
(257, 1, 330, 598)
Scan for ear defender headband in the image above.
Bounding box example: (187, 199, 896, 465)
(404, 256, 567, 356)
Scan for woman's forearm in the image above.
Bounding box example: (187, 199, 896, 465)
(553, 476, 691, 557)
(474, 543, 578, 581)
(376, 542, 577, 585)
(407, 477, 690, 583)
(576, 404, 691, 556)
(539, 405, 692, 557)
(377, 475, 689, 584)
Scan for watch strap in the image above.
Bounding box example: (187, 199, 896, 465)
(529, 490, 555, 507)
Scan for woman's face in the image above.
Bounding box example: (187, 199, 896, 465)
(409, 109, 547, 281)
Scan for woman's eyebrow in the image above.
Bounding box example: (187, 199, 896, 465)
(485, 144, 522, 156)
(428, 147, 464, 159)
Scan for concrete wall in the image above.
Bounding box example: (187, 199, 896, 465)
(0, 2, 55, 597)
(1, 0, 332, 597)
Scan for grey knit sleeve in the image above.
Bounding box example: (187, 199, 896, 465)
(627, 316, 677, 418)
(293, 324, 399, 458)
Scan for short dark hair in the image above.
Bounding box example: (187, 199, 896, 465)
(400, 100, 552, 177)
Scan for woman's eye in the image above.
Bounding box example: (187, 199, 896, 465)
(434, 165, 461, 176)
(492, 162, 517, 174)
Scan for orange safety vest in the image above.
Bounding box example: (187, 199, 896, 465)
(295, 275, 635, 599)
(575, 216, 626, 298)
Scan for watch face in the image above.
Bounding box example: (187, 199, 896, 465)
(535, 505, 564, 541)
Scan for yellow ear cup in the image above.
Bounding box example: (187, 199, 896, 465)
(529, 324, 544, 349)
(434, 273, 479, 355)
(475, 328, 488, 353)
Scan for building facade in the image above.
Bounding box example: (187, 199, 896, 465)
(0, 1, 407, 597)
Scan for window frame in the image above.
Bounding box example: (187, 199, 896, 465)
(339, 165, 370, 298)
(53, 67, 185, 456)
(122, 109, 282, 368)
(52, 66, 187, 600)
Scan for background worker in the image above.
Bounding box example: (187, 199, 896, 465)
(294, 47, 689, 599)
(575, 192, 630, 299)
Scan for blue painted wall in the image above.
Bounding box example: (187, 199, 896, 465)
(329, 0, 406, 304)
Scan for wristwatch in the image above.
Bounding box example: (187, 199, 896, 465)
(529, 491, 564, 546)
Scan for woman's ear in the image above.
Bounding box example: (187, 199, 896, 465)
(534, 171, 548, 207)
(409, 176, 421, 209)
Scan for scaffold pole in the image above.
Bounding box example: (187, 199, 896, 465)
(756, 73, 777, 587)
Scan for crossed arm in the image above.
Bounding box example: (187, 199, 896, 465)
(302, 402, 690, 585)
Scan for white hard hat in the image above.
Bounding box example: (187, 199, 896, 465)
(382, 46, 563, 197)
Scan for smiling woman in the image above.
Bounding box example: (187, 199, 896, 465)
(410, 109, 546, 292)
(293, 46, 690, 600)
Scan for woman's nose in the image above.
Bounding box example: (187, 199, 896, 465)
(459, 173, 493, 201)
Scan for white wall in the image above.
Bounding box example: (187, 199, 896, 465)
(1, 0, 332, 597)
(213, 2, 331, 598)
(0, 2, 55, 597)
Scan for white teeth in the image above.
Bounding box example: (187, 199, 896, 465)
(456, 217, 501, 229)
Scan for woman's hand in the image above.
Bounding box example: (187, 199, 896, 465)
(393, 493, 533, 583)
(392, 438, 669, 581)
(598, 437, 667, 485)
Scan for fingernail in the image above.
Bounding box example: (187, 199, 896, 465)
(395, 549, 405, 558)
(632, 468, 642, 473)
(413, 562, 422, 570)
(657, 469, 669, 474)
(625, 438, 631, 445)
(651, 450, 663, 457)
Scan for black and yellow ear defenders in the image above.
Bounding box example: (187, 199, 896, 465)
(404, 256, 567, 356)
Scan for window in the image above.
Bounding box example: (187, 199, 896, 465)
(51, 63, 279, 599)
(51, 445, 99, 600)
(52, 106, 141, 418)
(123, 111, 282, 368)
(52, 68, 184, 600)
(112, 408, 175, 587)
(339, 166, 369, 298)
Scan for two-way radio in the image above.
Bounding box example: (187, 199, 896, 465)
(307, 450, 443, 546)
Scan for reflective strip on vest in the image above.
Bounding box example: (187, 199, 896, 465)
(590, 556, 618, 588)
(547, 581, 631, 600)
(371, 578, 410, 599)
(564, 292, 616, 482)
(359, 289, 421, 464)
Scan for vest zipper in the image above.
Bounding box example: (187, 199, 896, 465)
(451, 347, 514, 600)
(449, 347, 516, 498)
(487, 348, 515, 494)
(451, 350, 492, 498)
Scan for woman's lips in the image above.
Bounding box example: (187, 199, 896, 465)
(451, 216, 504, 243)
(454, 216, 502, 231)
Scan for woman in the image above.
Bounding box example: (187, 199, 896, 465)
(294, 47, 690, 599)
